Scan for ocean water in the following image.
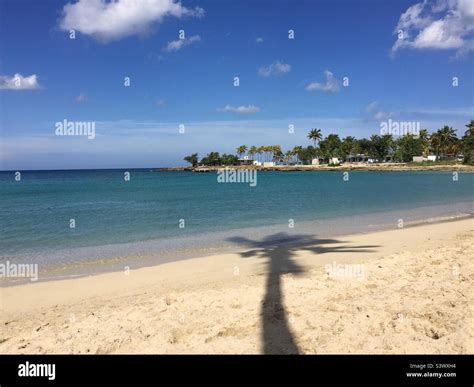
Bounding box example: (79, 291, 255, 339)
(0, 170, 473, 277)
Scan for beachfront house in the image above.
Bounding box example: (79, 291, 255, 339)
(413, 155, 438, 162)
(263, 161, 276, 167)
(238, 156, 253, 166)
(384, 149, 395, 162)
(345, 154, 370, 163)
(311, 157, 323, 165)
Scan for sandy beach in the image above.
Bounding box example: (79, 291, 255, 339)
(1, 218, 472, 354)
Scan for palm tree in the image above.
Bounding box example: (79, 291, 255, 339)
(449, 139, 462, 156)
(462, 120, 474, 164)
(272, 145, 283, 163)
(267, 146, 274, 162)
(249, 146, 258, 161)
(307, 128, 322, 147)
(418, 129, 430, 156)
(237, 145, 248, 159)
(430, 132, 442, 157)
(266, 146, 273, 162)
(292, 146, 303, 164)
(341, 136, 357, 160)
(257, 146, 264, 163)
(261, 146, 268, 162)
(465, 120, 474, 137)
(437, 126, 458, 157)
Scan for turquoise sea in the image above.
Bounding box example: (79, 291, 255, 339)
(0, 170, 473, 278)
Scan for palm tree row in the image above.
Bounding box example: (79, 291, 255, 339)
(185, 121, 474, 166)
(240, 145, 285, 163)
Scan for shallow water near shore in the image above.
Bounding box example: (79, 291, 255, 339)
(1, 169, 473, 281)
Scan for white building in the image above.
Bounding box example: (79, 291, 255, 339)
(413, 155, 437, 162)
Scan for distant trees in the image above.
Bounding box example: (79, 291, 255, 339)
(221, 154, 239, 165)
(462, 120, 474, 164)
(200, 152, 221, 166)
(184, 122, 474, 167)
(296, 146, 318, 164)
(436, 126, 458, 157)
(249, 146, 258, 161)
(341, 136, 357, 158)
(393, 134, 424, 162)
(418, 129, 430, 156)
(369, 135, 394, 162)
(429, 126, 459, 158)
(292, 146, 303, 164)
(183, 153, 199, 167)
(356, 138, 372, 156)
(272, 145, 283, 163)
(319, 134, 342, 159)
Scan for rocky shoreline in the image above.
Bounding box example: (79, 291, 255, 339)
(154, 163, 474, 173)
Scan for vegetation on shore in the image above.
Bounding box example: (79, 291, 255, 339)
(184, 121, 474, 167)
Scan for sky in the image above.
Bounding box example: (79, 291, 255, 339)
(0, 0, 473, 170)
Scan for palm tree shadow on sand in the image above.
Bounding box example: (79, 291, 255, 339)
(227, 233, 378, 354)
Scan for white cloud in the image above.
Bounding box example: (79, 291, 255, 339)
(366, 101, 378, 113)
(258, 61, 291, 77)
(75, 92, 87, 102)
(391, 0, 474, 56)
(403, 106, 474, 116)
(217, 105, 261, 114)
(366, 101, 394, 121)
(59, 0, 204, 42)
(156, 99, 166, 107)
(374, 111, 394, 121)
(0, 73, 40, 90)
(162, 34, 201, 52)
(256, 37, 264, 43)
(305, 70, 340, 92)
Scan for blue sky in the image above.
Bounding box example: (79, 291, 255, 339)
(0, 0, 473, 170)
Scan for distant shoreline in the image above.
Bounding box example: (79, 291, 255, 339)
(2, 163, 473, 173)
(156, 163, 474, 172)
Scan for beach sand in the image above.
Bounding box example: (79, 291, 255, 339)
(1, 218, 473, 354)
